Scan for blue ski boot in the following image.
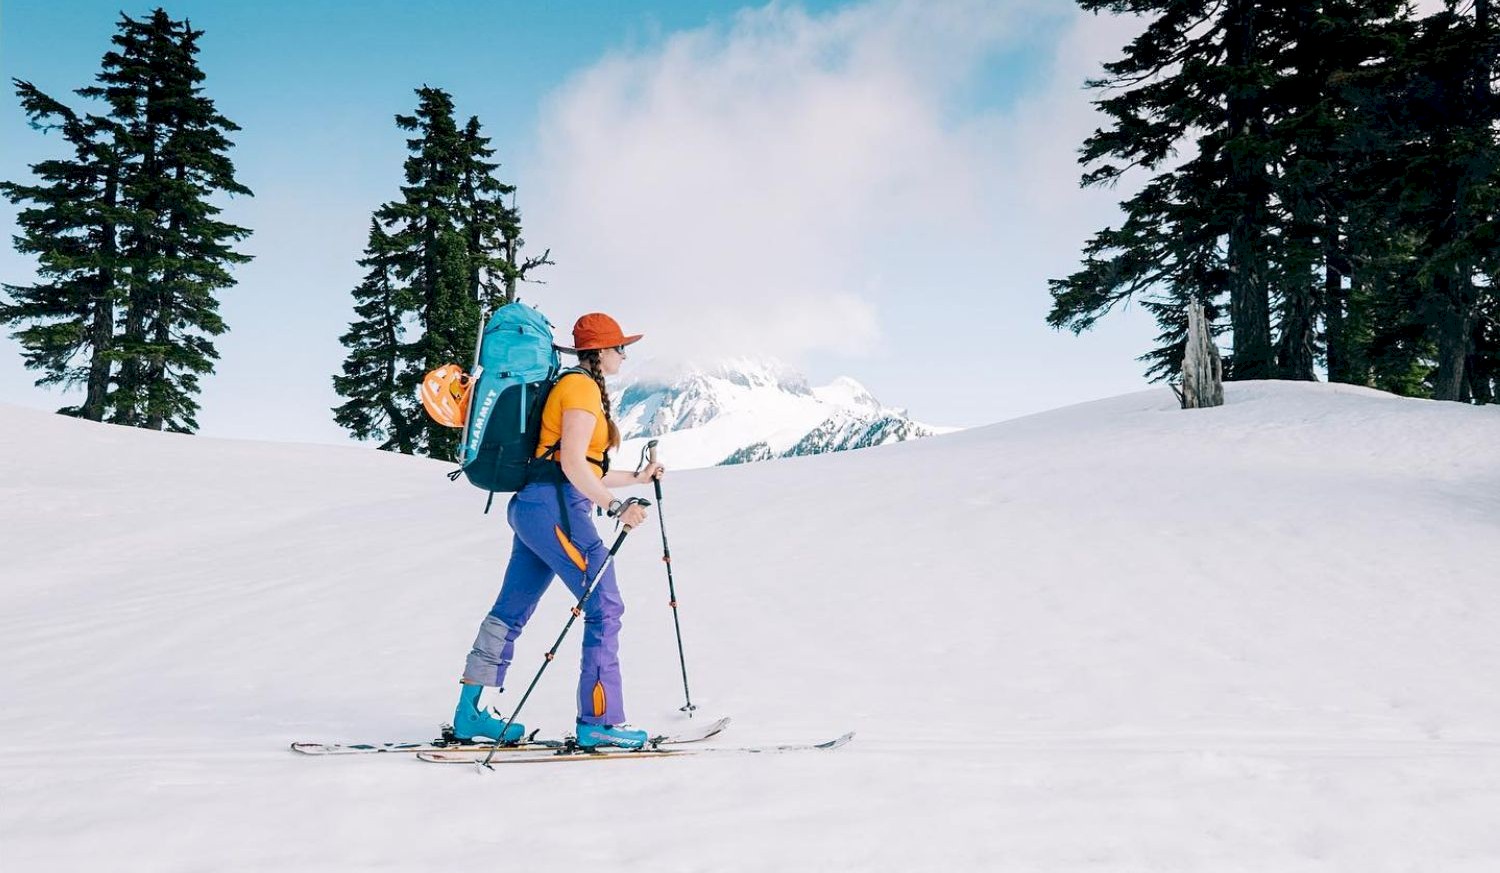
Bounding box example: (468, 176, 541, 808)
(452, 684, 525, 743)
(576, 721, 649, 750)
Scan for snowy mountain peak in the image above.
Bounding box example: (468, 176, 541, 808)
(613, 359, 946, 469)
(812, 375, 880, 414)
(703, 357, 811, 395)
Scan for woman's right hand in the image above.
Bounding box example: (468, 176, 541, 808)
(619, 501, 649, 530)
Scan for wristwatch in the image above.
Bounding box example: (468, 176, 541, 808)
(606, 499, 624, 518)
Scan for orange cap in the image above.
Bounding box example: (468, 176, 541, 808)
(555, 312, 644, 353)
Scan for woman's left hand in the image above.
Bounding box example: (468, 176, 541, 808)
(637, 461, 665, 483)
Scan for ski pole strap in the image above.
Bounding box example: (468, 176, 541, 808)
(634, 439, 660, 479)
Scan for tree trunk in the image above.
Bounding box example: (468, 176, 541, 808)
(114, 99, 161, 426)
(1434, 0, 1494, 401)
(1224, 0, 1274, 380)
(1276, 282, 1319, 381)
(1432, 271, 1475, 401)
(1471, 321, 1495, 404)
(83, 287, 114, 421)
(144, 303, 171, 430)
(82, 161, 119, 421)
(1182, 301, 1225, 408)
(1323, 217, 1350, 383)
(115, 273, 148, 425)
(144, 161, 186, 431)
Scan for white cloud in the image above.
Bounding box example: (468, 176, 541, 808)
(523, 0, 1078, 363)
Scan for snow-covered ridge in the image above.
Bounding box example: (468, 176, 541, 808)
(612, 357, 951, 469)
(4, 383, 1500, 871)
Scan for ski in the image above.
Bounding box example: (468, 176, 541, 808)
(292, 737, 554, 756)
(290, 731, 554, 756)
(292, 716, 730, 756)
(416, 729, 854, 765)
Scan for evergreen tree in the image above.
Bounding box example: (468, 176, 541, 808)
(1049, 0, 1290, 381)
(334, 87, 547, 458)
(0, 85, 126, 420)
(1337, 1, 1498, 401)
(80, 9, 252, 430)
(1397, 1, 1496, 401)
(1470, 270, 1500, 402)
(332, 221, 416, 452)
(1328, 8, 1418, 394)
(1, 8, 251, 431)
(458, 116, 521, 312)
(378, 87, 476, 460)
(1264, 0, 1410, 382)
(1050, 1, 1453, 391)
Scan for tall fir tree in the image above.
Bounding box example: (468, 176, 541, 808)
(334, 87, 546, 458)
(1263, 0, 1409, 382)
(1051, 1, 1499, 404)
(332, 221, 415, 452)
(1400, 1, 1496, 401)
(457, 116, 522, 312)
(1, 8, 251, 431)
(1335, 9, 1432, 396)
(1049, 0, 1291, 381)
(0, 85, 127, 420)
(380, 87, 476, 460)
(80, 9, 252, 430)
(1337, 1, 1498, 400)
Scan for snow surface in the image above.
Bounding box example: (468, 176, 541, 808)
(4, 381, 1500, 871)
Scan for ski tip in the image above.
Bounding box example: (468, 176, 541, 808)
(818, 732, 856, 751)
(290, 742, 354, 755)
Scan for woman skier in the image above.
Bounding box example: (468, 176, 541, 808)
(451, 312, 664, 749)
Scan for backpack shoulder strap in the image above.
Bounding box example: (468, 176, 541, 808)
(538, 366, 602, 459)
(552, 367, 606, 405)
(540, 366, 606, 543)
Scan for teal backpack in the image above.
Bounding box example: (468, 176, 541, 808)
(452, 302, 561, 502)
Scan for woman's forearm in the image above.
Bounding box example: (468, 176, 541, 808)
(601, 470, 646, 489)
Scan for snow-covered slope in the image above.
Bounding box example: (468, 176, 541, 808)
(613, 358, 948, 469)
(4, 382, 1500, 871)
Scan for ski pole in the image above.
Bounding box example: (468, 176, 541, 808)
(643, 440, 695, 715)
(477, 497, 651, 771)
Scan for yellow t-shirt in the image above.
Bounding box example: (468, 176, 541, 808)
(535, 372, 609, 477)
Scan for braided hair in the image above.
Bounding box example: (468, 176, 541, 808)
(576, 349, 622, 449)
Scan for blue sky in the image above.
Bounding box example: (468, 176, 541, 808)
(1, 1, 1161, 444)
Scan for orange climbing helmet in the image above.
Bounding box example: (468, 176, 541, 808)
(420, 364, 472, 428)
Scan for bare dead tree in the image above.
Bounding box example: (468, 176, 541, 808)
(1180, 300, 1224, 408)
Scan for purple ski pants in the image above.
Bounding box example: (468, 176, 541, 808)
(462, 481, 627, 726)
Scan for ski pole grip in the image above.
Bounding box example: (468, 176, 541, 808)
(617, 496, 653, 531)
(646, 440, 663, 499)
